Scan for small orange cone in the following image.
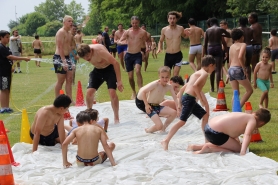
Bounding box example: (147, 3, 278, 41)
(0, 135, 15, 185)
(59, 89, 73, 120)
(0, 121, 20, 166)
(75, 81, 85, 106)
(184, 74, 189, 83)
(59, 89, 65, 95)
(244, 102, 263, 142)
(213, 80, 229, 111)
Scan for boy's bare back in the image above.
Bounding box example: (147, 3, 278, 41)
(209, 112, 256, 138)
(73, 124, 103, 159)
(229, 43, 246, 67)
(269, 36, 278, 50)
(184, 69, 208, 97)
(32, 40, 42, 49)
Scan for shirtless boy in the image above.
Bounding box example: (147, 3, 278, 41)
(53, 15, 74, 101)
(248, 12, 262, 73)
(119, 16, 148, 99)
(161, 55, 215, 150)
(203, 17, 230, 92)
(77, 44, 124, 123)
(96, 31, 104, 44)
(62, 111, 116, 167)
(269, 29, 278, 73)
(228, 28, 253, 108)
(187, 108, 271, 155)
(30, 94, 72, 152)
(184, 18, 204, 71)
(157, 11, 186, 76)
(141, 24, 152, 72)
(136, 66, 179, 133)
(74, 29, 83, 47)
(160, 76, 185, 110)
(114, 23, 127, 70)
(238, 17, 254, 80)
(32, 35, 44, 67)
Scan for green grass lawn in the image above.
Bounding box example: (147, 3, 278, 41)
(1, 49, 278, 162)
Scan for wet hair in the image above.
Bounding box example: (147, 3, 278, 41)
(84, 108, 99, 121)
(202, 55, 215, 67)
(231, 28, 244, 41)
(210, 17, 218, 26)
(77, 44, 91, 58)
(220, 20, 227, 25)
(261, 47, 271, 58)
(118, 23, 123, 27)
(131, 16, 140, 21)
(53, 94, 72, 108)
(249, 12, 258, 22)
(271, 29, 277, 36)
(255, 108, 271, 125)
(206, 18, 211, 28)
(98, 31, 102, 35)
(167, 11, 182, 21)
(188, 18, 196, 25)
(35, 35, 39, 39)
(170, 76, 184, 86)
(239, 17, 248, 27)
(0, 30, 10, 38)
(63, 15, 73, 23)
(76, 111, 91, 124)
(158, 66, 171, 74)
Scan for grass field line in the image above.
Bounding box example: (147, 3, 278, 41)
(4, 82, 56, 124)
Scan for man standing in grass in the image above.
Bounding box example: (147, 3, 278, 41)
(157, 11, 186, 77)
(53, 15, 74, 103)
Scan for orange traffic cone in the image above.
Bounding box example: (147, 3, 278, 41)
(184, 74, 189, 83)
(75, 81, 85, 106)
(0, 121, 20, 166)
(59, 89, 65, 95)
(0, 135, 15, 185)
(59, 89, 73, 120)
(244, 102, 263, 142)
(213, 80, 229, 111)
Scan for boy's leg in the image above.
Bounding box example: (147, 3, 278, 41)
(127, 70, 136, 99)
(264, 92, 269, 108)
(55, 73, 66, 97)
(108, 89, 119, 123)
(260, 91, 268, 108)
(65, 71, 73, 103)
(103, 118, 109, 132)
(159, 106, 177, 131)
(86, 88, 97, 109)
(160, 100, 176, 110)
(173, 66, 181, 77)
(161, 120, 186, 150)
(99, 142, 115, 163)
(187, 144, 204, 151)
(0, 89, 10, 108)
(188, 53, 197, 72)
(146, 114, 164, 133)
(135, 64, 143, 89)
(238, 79, 253, 107)
(196, 53, 202, 70)
(38, 54, 42, 67)
(34, 53, 38, 66)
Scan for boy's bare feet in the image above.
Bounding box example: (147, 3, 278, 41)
(114, 119, 120, 124)
(186, 145, 194, 151)
(161, 140, 169, 151)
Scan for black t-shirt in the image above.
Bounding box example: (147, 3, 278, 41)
(0, 43, 13, 76)
(102, 31, 111, 47)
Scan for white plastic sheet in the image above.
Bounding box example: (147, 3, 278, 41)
(12, 94, 278, 184)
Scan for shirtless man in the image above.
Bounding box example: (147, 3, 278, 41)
(30, 94, 72, 152)
(62, 111, 116, 167)
(184, 18, 204, 71)
(187, 109, 271, 155)
(77, 44, 124, 123)
(32, 35, 44, 67)
(141, 24, 151, 72)
(157, 11, 186, 77)
(269, 29, 278, 73)
(114, 23, 127, 70)
(135, 66, 179, 133)
(238, 17, 254, 81)
(53, 15, 74, 102)
(248, 12, 262, 73)
(203, 17, 230, 92)
(74, 29, 83, 47)
(118, 16, 148, 99)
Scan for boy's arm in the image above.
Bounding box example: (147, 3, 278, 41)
(238, 44, 247, 76)
(157, 28, 165, 54)
(40, 41, 44, 51)
(253, 63, 259, 89)
(199, 91, 209, 113)
(56, 31, 67, 68)
(100, 131, 116, 166)
(138, 81, 158, 114)
(7, 55, 30, 62)
(62, 130, 76, 167)
(57, 116, 66, 146)
(193, 74, 208, 106)
(32, 41, 35, 48)
(177, 84, 187, 108)
(118, 30, 128, 44)
(240, 119, 256, 155)
(221, 28, 231, 38)
(269, 38, 273, 48)
(169, 85, 179, 113)
(269, 65, 274, 88)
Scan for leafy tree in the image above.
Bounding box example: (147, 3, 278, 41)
(37, 21, 63, 36)
(7, 20, 18, 30)
(25, 12, 48, 36)
(66, 0, 85, 25)
(226, 0, 266, 17)
(35, 0, 67, 22)
(18, 13, 30, 24)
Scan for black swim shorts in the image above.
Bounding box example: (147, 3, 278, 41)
(87, 64, 117, 90)
(164, 51, 183, 69)
(125, 52, 142, 72)
(204, 124, 229, 146)
(0, 75, 11, 91)
(53, 54, 73, 74)
(29, 124, 59, 146)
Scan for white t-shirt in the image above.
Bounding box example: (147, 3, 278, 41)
(9, 36, 21, 53)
